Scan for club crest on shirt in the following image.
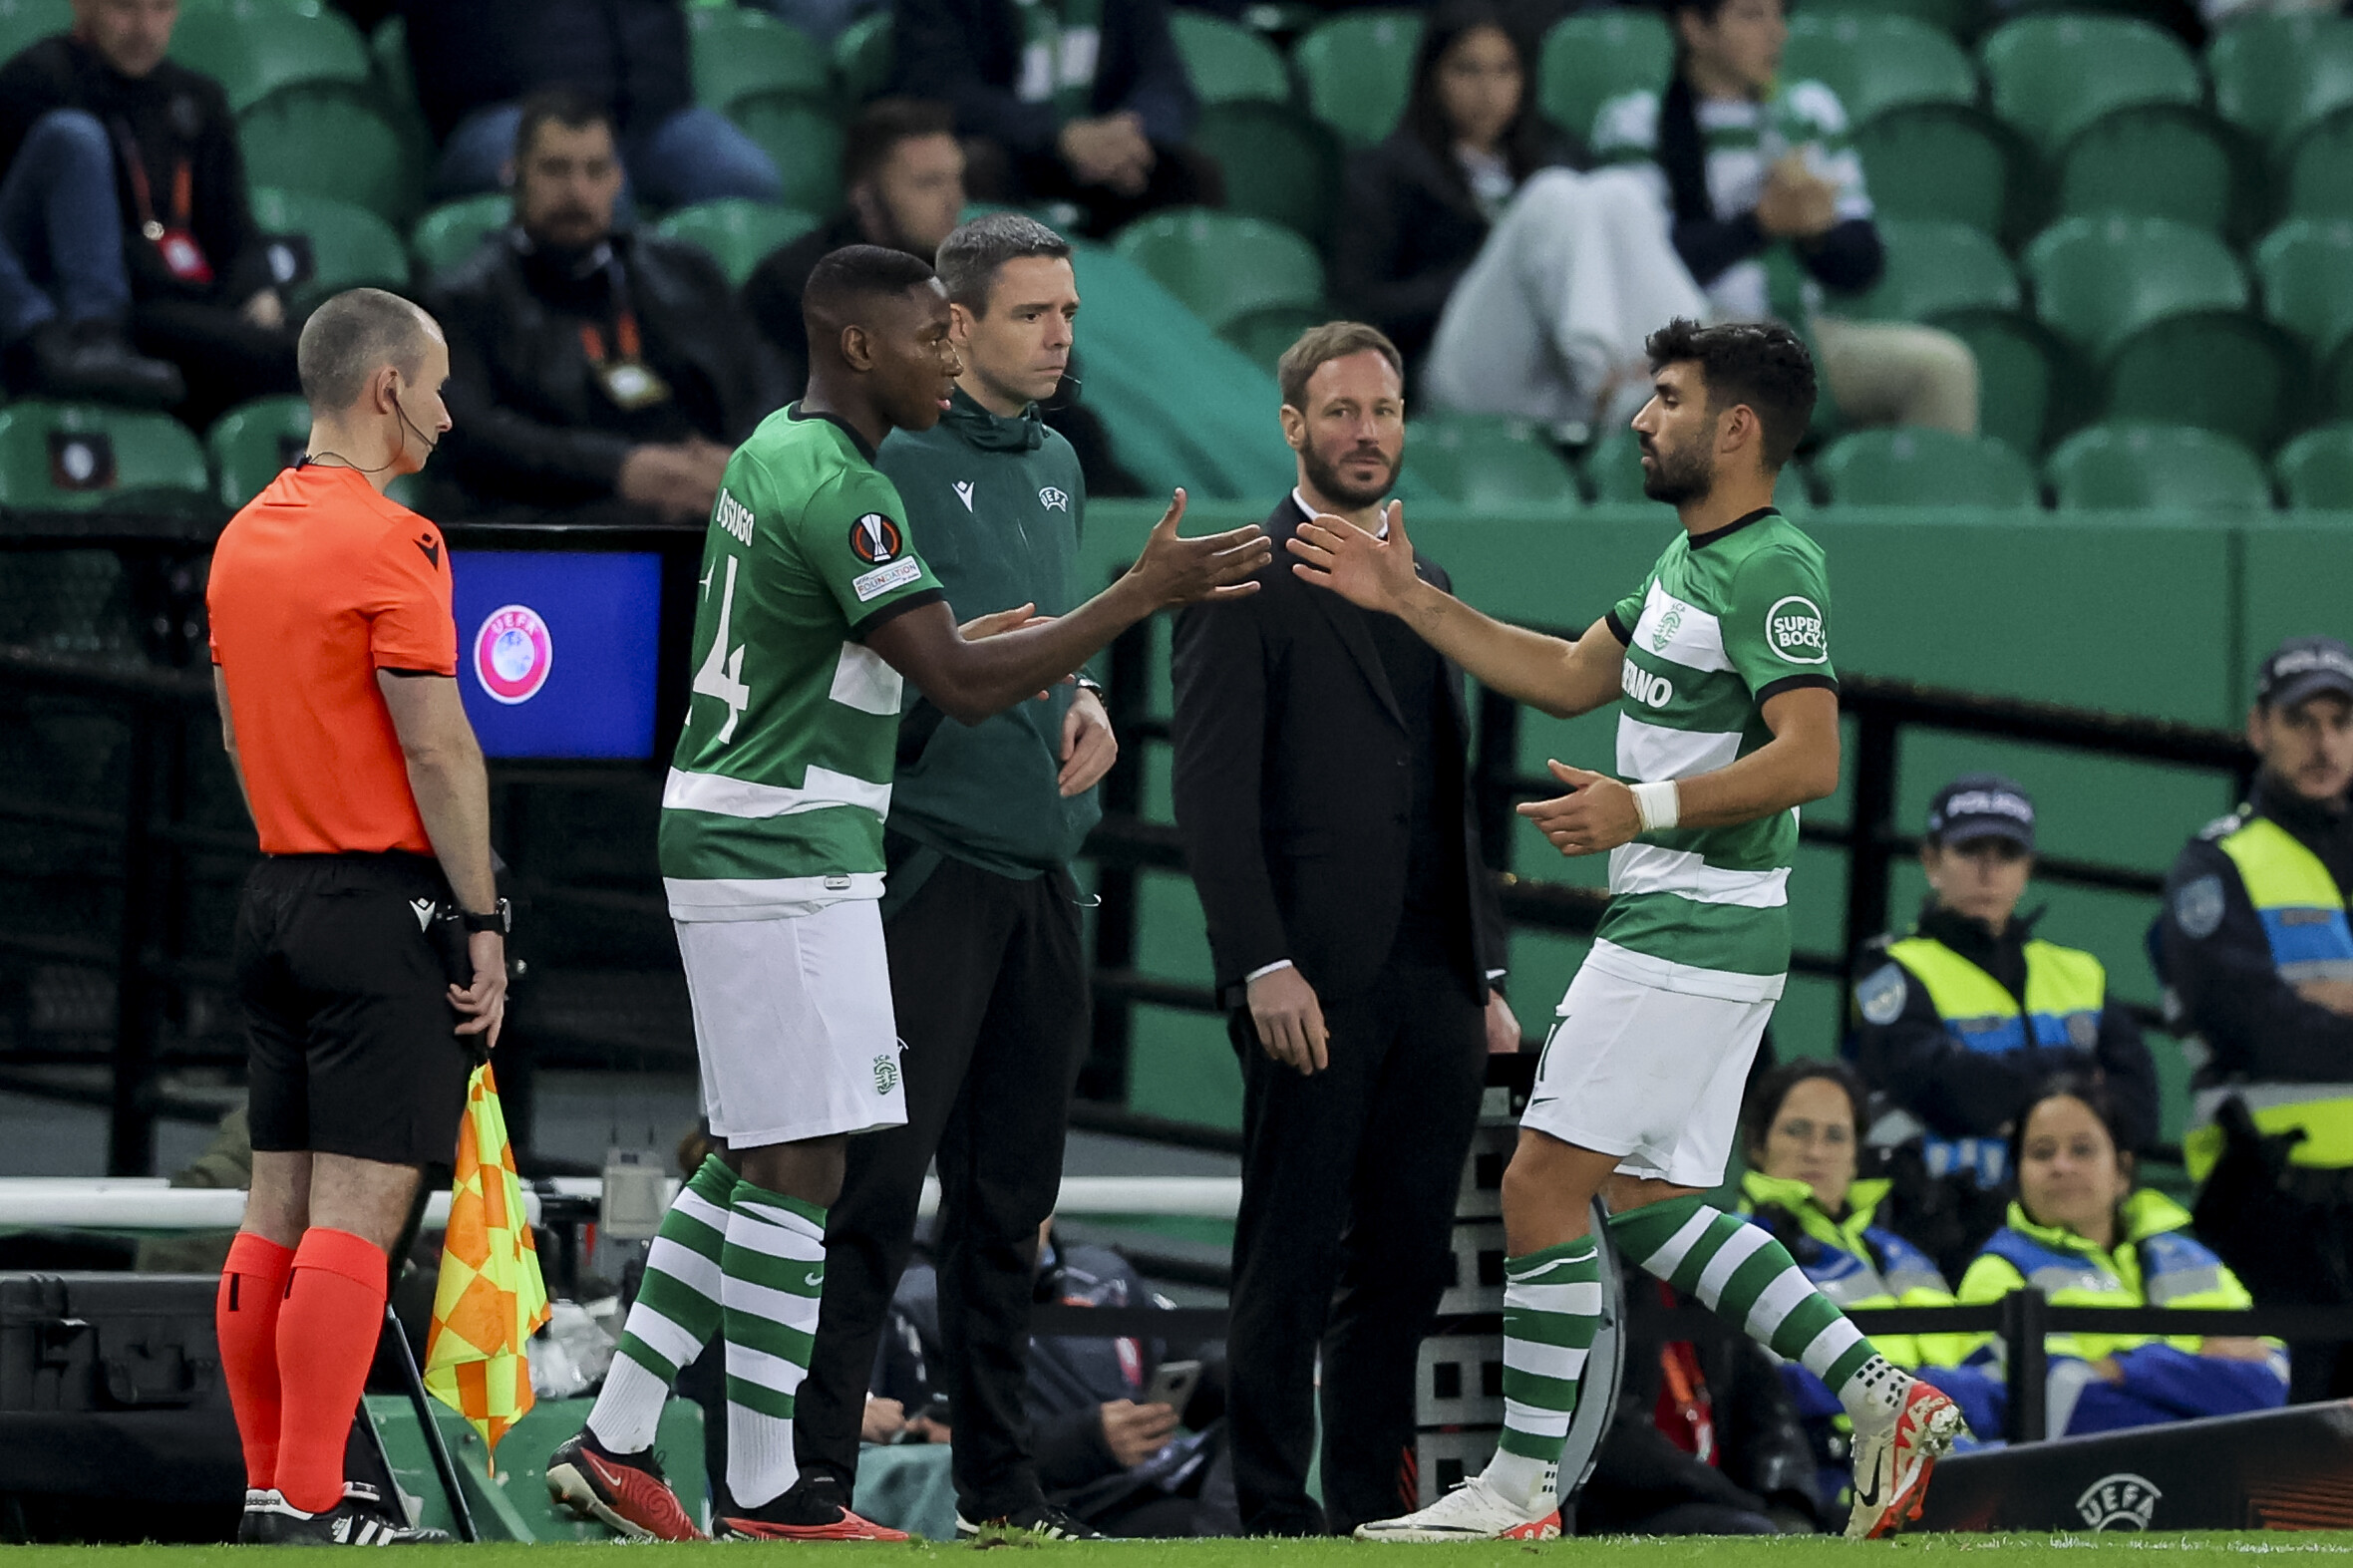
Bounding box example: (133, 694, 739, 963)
(849, 512, 904, 563)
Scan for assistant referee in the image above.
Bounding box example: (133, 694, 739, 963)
(205, 288, 505, 1548)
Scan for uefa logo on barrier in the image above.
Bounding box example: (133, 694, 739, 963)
(473, 604, 554, 705)
(2076, 1473, 2163, 1531)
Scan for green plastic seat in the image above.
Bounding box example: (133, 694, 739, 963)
(1782, 13, 1976, 126)
(246, 186, 407, 311)
(2044, 421, 2271, 510)
(2208, 13, 2353, 158)
(1852, 104, 2032, 241)
(1112, 209, 1323, 334)
(2049, 106, 2252, 237)
(1189, 103, 1340, 250)
(2274, 423, 2353, 509)
(1220, 304, 1326, 375)
(1538, 10, 1672, 149)
(409, 193, 510, 279)
(653, 199, 821, 287)
(2255, 218, 2353, 363)
(1294, 10, 1421, 147)
(0, 399, 210, 512)
(1405, 415, 1580, 510)
(168, 0, 368, 113)
(1934, 306, 2083, 461)
(728, 96, 843, 215)
(239, 88, 418, 222)
(2023, 213, 2247, 360)
(1802, 0, 1986, 41)
(1844, 216, 2018, 321)
(835, 11, 893, 104)
(689, 6, 829, 115)
(1583, 425, 1651, 503)
(1172, 11, 1290, 107)
(1980, 15, 2198, 156)
(1813, 426, 2038, 507)
(2282, 108, 2353, 222)
(206, 395, 310, 509)
(2102, 314, 2305, 454)
(0, 0, 69, 63)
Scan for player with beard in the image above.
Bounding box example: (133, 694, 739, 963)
(1288, 319, 1963, 1542)
(1171, 322, 1519, 1535)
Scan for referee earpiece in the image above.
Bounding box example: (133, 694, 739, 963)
(390, 373, 441, 456)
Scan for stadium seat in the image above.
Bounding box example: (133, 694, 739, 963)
(1934, 306, 2083, 461)
(2044, 421, 2272, 509)
(2208, 13, 2353, 159)
(246, 186, 408, 312)
(410, 193, 509, 279)
(1843, 216, 2017, 321)
(1804, 0, 1985, 41)
(1294, 10, 1421, 147)
(2023, 214, 2246, 361)
(689, 6, 829, 116)
(168, 0, 369, 113)
(1979, 15, 2199, 156)
(834, 11, 893, 105)
(1813, 426, 2038, 507)
(1852, 104, 2033, 241)
(1583, 425, 1648, 504)
(1172, 11, 1290, 107)
(728, 96, 843, 215)
(1220, 304, 1324, 374)
(1189, 103, 1340, 250)
(1405, 415, 1580, 510)
(2273, 423, 2353, 509)
(1112, 209, 1323, 335)
(1781, 13, 1976, 126)
(0, 399, 210, 513)
(653, 200, 821, 287)
(2052, 106, 2253, 237)
(2281, 108, 2353, 222)
(2254, 218, 2353, 368)
(1537, 10, 1673, 148)
(0, 0, 67, 63)
(240, 88, 418, 223)
(206, 395, 309, 509)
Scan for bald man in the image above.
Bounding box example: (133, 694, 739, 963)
(545, 244, 1270, 1541)
(206, 287, 496, 1547)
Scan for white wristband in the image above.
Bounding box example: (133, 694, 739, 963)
(1631, 781, 1681, 833)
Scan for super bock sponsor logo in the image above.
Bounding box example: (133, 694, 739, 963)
(2075, 1473, 2162, 1530)
(1766, 595, 1829, 664)
(473, 603, 553, 704)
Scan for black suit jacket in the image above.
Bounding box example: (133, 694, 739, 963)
(1171, 498, 1509, 1004)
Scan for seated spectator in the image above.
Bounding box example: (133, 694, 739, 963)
(894, 0, 1217, 237)
(404, 0, 782, 207)
(1737, 1059, 2002, 1510)
(0, 0, 298, 422)
(871, 1220, 1234, 1537)
(1589, 0, 1978, 436)
(1851, 775, 2161, 1214)
(1957, 1079, 2287, 1438)
(422, 90, 784, 528)
(1339, 0, 1704, 430)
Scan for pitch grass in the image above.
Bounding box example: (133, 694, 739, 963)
(8, 1535, 2353, 1566)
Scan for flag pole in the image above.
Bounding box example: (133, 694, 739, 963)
(385, 1301, 480, 1543)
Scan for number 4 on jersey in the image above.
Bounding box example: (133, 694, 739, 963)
(693, 554, 752, 742)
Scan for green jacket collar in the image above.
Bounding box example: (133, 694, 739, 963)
(938, 386, 1044, 453)
(2004, 1187, 2190, 1261)
(1739, 1170, 1892, 1247)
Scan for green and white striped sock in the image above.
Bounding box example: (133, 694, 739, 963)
(586, 1152, 737, 1453)
(1608, 1194, 1899, 1423)
(722, 1179, 827, 1511)
(1482, 1237, 1601, 1513)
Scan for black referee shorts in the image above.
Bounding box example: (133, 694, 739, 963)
(235, 852, 476, 1168)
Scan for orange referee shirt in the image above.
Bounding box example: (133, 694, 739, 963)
(206, 464, 458, 856)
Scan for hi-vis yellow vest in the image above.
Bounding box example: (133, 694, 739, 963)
(2185, 815, 2353, 1180)
(1886, 935, 2106, 1184)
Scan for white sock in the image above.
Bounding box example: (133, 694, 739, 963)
(721, 1186, 828, 1511)
(1482, 1450, 1558, 1514)
(585, 1351, 675, 1454)
(1838, 1353, 1912, 1433)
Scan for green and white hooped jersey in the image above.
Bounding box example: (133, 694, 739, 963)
(659, 406, 945, 921)
(1598, 507, 1836, 988)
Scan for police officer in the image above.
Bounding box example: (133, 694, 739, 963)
(1852, 775, 2160, 1199)
(2163, 635, 2353, 1397)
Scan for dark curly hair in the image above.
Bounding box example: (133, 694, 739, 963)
(1645, 317, 1819, 468)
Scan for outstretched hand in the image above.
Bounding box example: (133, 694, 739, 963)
(1516, 760, 1642, 857)
(1125, 488, 1272, 608)
(1287, 501, 1419, 614)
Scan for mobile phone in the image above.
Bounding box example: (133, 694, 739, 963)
(1144, 1359, 1200, 1411)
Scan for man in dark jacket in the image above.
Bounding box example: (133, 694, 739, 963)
(0, 0, 296, 419)
(402, 0, 780, 205)
(893, 0, 1212, 237)
(1169, 320, 1517, 1535)
(422, 90, 784, 527)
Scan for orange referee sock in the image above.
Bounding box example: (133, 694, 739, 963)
(273, 1227, 388, 1514)
(216, 1231, 294, 1489)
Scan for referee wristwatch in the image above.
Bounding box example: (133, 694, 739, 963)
(459, 898, 512, 935)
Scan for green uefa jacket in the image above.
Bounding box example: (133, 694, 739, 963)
(874, 390, 1101, 890)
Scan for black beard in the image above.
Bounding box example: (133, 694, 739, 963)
(1641, 440, 1714, 506)
(1302, 443, 1395, 509)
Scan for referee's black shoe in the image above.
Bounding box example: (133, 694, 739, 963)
(955, 1502, 1107, 1540)
(243, 1482, 454, 1545)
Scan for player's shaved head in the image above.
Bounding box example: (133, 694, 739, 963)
(803, 244, 943, 360)
(298, 288, 442, 416)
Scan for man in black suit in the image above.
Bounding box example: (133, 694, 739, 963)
(1170, 320, 1520, 1536)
